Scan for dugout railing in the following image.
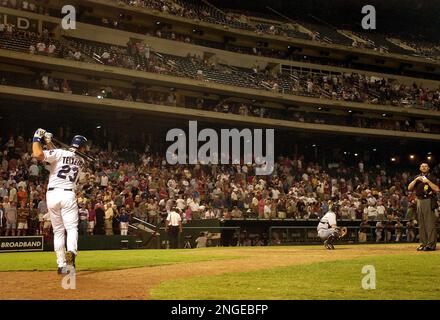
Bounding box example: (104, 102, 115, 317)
(129, 217, 160, 248)
(268, 226, 440, 245)
(157, 226, 241, 249)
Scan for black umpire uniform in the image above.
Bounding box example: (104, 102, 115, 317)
(166, 208, 182, 249)
(409, 166, 439, 251)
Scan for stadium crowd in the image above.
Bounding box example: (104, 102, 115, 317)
(1, 132, 437, 244)
(1, 66, 438, 135)
(1, 26, 440, 111)
(2, 0, 440, 69)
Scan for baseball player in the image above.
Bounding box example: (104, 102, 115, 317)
(32, 128, 88, 274)
(317, 201, 346, 250)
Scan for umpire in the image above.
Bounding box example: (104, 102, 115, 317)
(165, 207, 183, 249)
(408, 163, 439, 251)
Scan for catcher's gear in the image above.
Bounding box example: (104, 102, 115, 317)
(339, 227, 348, 238)
(324, 236, 335, 250)
(33, 128, 46, 143)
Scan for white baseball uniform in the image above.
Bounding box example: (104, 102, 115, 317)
(44, 149, 85, 268)
(317, 210, 337, 240)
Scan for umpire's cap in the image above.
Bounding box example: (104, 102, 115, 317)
(71, 135, 88, 149)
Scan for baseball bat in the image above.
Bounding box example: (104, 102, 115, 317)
(52, 137, 97, 163)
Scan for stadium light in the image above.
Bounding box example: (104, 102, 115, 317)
(391, 157, 396, 162)
(427, 156, 432, 161)
(409, 154, 415, 160)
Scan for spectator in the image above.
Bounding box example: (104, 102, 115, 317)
(395, 218, 403, 242)
(195, 232, 208, 248)
(95, 202, 105, 235)
(231, 206, 242, 219)
(17, 186, 27, 207)
(385, 215, 394, 242)
(406, 220, 416, 242)
(73, 50, 82, 61)
(5, 201, 17, 236)
(37, 195, 47, 234)
(0, 203, 3, 236)
(359, 218, 370, 242)
(147, 198, 158, 225)
(42, 212, 51, 236)
(29, 159, 39, 180)
(29, 44, 36, 55)
(375, 220, 384, 242)
(87, 203, 96, 235)
(16, 203, 28, 236)
(22, 0, 29, 10)
(9, 182, 17, 204)
(104, 203, 114, 235)
(144, 45, 150, 60)
(36, 42, 46, 54)
(47, 43, 56, 55)
(376, 201, 386, 220)
(119, 207, 130, 236)
(78, 202, 89, 235)
(101, 51, 111, 64)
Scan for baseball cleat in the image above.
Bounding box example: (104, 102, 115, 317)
(65, 251, 76, 268)
(324, 240, 334, 250)
(416, 245, 425, 251)
(57, 267, 68, 275)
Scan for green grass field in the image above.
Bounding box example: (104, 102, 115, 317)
(0, 249, 237, 271)
(151, 252, 440, 300)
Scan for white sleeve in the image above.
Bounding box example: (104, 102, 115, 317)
(166, 213, 171, 222)
(43, 149, 62, 164)
(177, 214, 182, 222)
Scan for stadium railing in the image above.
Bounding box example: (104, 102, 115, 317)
(268, 226, 440, 245)
(129, 217, 160, 248)
(157, 225, 241, 249)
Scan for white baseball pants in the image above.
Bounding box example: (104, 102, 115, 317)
(46, 189, 78, 268)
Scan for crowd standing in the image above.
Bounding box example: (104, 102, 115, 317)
(1, 133, 438, 245)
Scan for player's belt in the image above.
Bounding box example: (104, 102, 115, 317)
(48, 187, 73, 191)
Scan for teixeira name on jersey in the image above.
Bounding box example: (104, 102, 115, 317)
(62, 156, 86, 170)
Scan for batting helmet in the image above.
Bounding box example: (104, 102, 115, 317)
(71, 135, 88, 149)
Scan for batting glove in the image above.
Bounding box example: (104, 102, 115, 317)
(33, 128, 46, 143)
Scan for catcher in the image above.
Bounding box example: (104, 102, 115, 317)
(317, 201, 347, 250)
